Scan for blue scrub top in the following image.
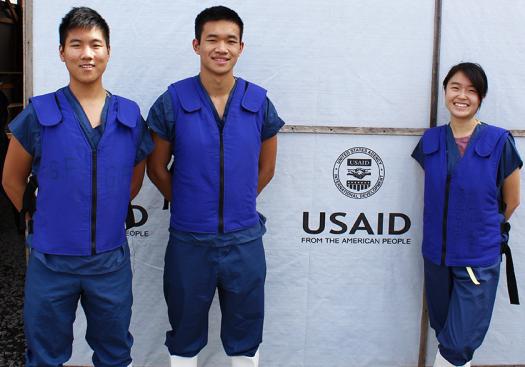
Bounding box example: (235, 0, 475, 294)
(9, 86, 154, 274)
(147, 76, 285, 246)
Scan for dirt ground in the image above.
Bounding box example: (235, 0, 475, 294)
(0, 192, 26, 366)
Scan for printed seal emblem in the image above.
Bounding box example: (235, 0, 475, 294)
(333, 147, 385, 199)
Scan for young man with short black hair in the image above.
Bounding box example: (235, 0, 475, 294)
(147, 6, 284, 367)
(2, 7, 152, 366)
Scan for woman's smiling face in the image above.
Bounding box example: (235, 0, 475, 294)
(444, 71, 480, 121)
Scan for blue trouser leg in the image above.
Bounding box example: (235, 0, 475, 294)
(424, 259, 452, 337)
(24, 251, 133, 367)
(81, 261, 133, 367)
(163, 236, 266, 358)
(24, 252, 80, 367)
(218, 238, 266, 357)
(424, 258, 500, 366)
(164, 238, 217, 357)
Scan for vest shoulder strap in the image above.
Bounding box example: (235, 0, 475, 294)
(421, 125, 445, 154)
(30, 93, 62, 126)
(169, 77, 202, 113)
(475, 124, 508, 157)
(114, 95, 139, 128)
(241, 80, 267, 113)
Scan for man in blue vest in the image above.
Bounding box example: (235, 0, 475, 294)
(147, 6, 284, 367)
(2, 7, 153, 366)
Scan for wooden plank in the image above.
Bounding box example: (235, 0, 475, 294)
(429, 0, 442, 129)
(281, 125, 426, 136)
(280, 125, 525, 137)
(418, 288, 429, 367)
(22, 0, 32, 106)
(419, 2, 442, 363)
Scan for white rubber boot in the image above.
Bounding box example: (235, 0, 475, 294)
(170, 354, 198, 367)
(231, 349, 259, 367)
(433, 349, 470, 367)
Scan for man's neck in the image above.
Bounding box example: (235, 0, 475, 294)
(199, 72, 235, 98)
(68, 79, 106, 102)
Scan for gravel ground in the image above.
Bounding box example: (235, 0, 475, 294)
(0, 193, 26, 366)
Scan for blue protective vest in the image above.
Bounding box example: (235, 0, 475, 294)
(30, 89, 140, 255)
(167, 76, 267, 233)
(422, 124, 508, 266)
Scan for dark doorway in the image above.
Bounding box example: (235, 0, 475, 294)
(0, 1, 27, 366)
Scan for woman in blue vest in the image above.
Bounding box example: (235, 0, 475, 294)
(2, 7, 152, 366)
(412, 63, 522, 367)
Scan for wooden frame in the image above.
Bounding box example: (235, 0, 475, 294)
(280, 125, 525, 138)
(21, 0, 31, 105)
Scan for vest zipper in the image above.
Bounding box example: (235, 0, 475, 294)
(91, 150, 97, 255)
(441, 174, 451, 265)
(218, 130, 225, 233)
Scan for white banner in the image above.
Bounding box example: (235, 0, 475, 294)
(67, 134, 525, 366)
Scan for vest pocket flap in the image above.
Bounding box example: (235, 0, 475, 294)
(170, 81, 202, 113)
(31, 93, 62, 126)
(116, 96, 138, 128)
(422, 128, 441, 155)
(475, 140, 495, 157)
(178, 93, 201, 112)
(241, 82, 267, 113)
(475, 127, 506, 157)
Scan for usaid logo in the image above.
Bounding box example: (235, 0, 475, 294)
(333, 147, 385, 199)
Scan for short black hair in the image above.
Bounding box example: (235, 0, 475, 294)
(59, 7, 110, 47)
(443, 62, 488, 105)
(195, 6, 244, 42)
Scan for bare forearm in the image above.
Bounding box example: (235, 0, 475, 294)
(502, 168, 520, 221)
(257, 168, 275, 194)
(130, 182, 142, 200)
(130, 160, 146, 200)
(2, 137, 33, 212)
(504, 201, 519, 221)
(2, 179, 26, 211)
(257, 136, 278, 195)
(147, 167, 172, 201)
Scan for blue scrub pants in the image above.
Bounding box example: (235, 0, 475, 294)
(424, 258, 500, 366)
(24, 252, 133, 367)
(163, 236, 266, 358)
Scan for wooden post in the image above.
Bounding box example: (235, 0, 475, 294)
(418, 0, 443, 366)
(429, 0, 443, 129)
(22, 0, 32, 106)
